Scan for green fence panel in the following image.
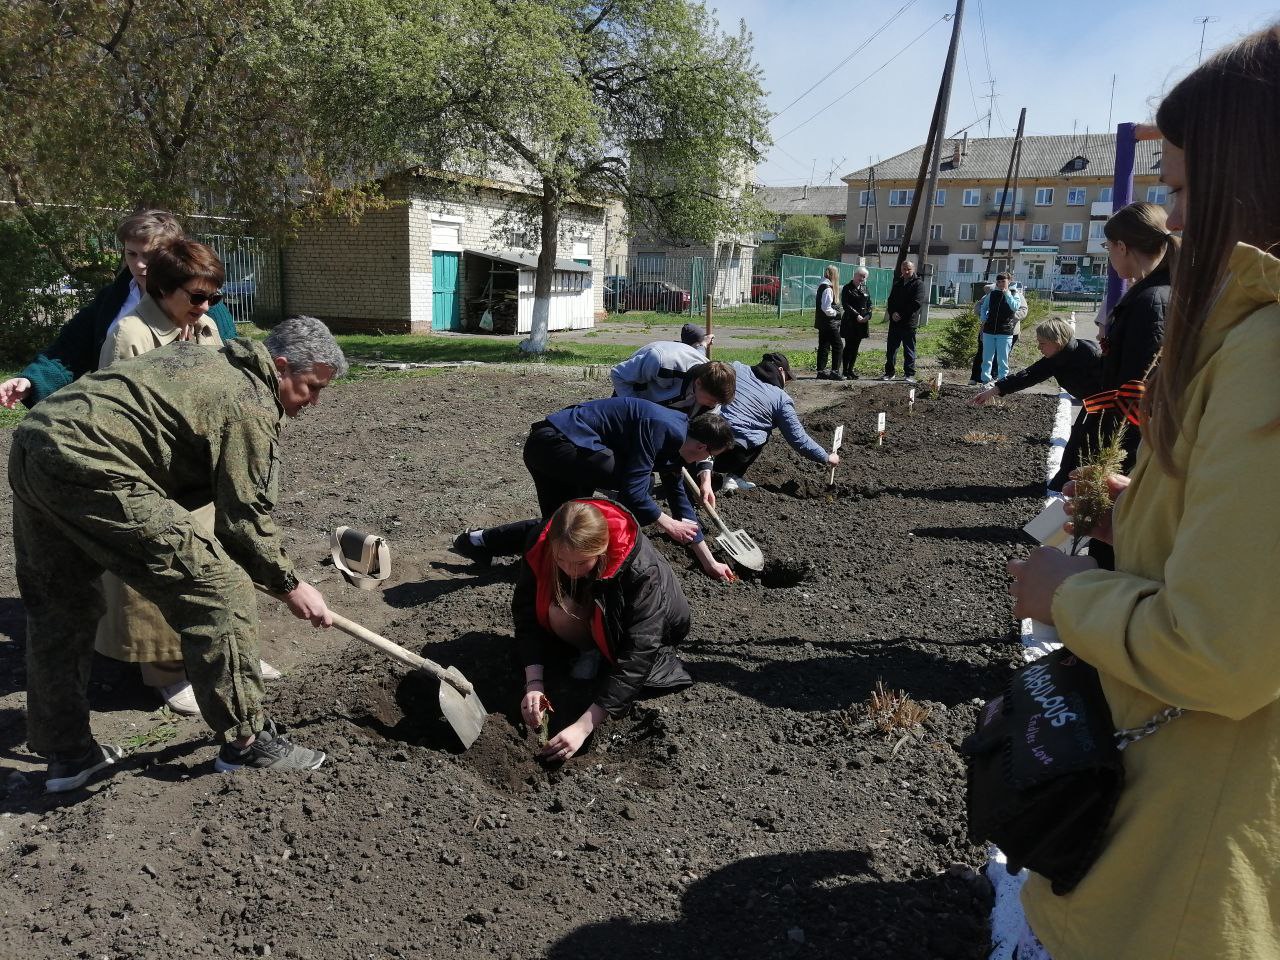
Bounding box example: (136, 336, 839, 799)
(778, 255, 894, 312)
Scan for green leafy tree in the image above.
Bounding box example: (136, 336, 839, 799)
(774, 214, 843, 262)
(413, 0, 771, 351)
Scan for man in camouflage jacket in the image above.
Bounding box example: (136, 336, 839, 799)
(9, 317, 348, 791)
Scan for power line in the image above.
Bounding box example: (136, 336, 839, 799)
(959, 23, 982, 125)
(772, 0, 922, 119)
(974, 0, 994, 83)
(776, 16, 949, 140)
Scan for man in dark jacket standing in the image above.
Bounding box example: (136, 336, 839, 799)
(883, 259, 926, 382)
(840, 267, 873, 378)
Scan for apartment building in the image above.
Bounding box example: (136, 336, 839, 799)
(840, 134, 1167, 290)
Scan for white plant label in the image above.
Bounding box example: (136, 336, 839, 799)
(832, 424, 845, 452)
(934, 372, 944, 393)
(908, 388, 916, 404)
(877, 412, 886, 433)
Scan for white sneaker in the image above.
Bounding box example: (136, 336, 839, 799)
(725, 474, 756, 491)
(159, 682, 201, 717)
(259, 660, 283, 681)
(570, 649, 602, 680)
(720, 476, 740, 494)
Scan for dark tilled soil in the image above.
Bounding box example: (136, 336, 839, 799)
(0, 368, 1053, 960)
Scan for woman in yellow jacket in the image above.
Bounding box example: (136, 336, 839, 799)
(1008, 27, 1280, 960)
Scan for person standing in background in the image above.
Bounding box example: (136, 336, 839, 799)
(840, 267, 873, 379)
(814, 264, 844, 381)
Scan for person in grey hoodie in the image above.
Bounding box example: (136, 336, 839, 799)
(715, 353, 839, 492)
(609, 340, 736, 416)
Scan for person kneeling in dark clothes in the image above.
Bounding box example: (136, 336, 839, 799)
(452, 396, 736, 581)
(970, 316, 1102, 491)
(515, 499, 692, 761)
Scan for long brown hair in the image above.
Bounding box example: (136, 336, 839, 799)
(1104, 201, 1180, 284)
(544, 501, 609, 609)
(1144, 25, 1280, 472)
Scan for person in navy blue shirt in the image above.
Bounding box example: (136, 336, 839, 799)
(453, 397, 737, 581)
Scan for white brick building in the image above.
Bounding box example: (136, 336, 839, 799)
(283, 170, 608, 334)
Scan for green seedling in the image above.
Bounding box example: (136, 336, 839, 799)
(537, 694, 554, 747)
(122, 722, 180, 750)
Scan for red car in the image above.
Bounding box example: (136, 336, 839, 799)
(751, 274, 780, 304)
(623, 280, 692, 313)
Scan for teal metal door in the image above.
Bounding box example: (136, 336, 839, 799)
(432, 251, 461, 331)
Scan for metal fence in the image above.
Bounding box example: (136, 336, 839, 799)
(193, 227, 283, 326)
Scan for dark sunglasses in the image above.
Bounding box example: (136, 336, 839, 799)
(181, 286, 224, 306)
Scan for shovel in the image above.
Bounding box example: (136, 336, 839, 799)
(828, 424, 845, 486)
(255, 587, 487, 749)
(680, 467, 765, 571)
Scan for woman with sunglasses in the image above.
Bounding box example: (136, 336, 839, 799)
(0, 211, 238, 410)
(99, 238, 227, 365)
(95, 237, 280, 716)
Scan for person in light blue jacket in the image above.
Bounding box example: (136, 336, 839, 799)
(608, 339, 735, 417)
(976, 274, 1024, 382)
(716, 354, 839, 492)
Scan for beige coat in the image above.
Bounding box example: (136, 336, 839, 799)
(99, 294, 222, 369)
(93, 295, 223, 665)
(1025, 244, 1280, 958)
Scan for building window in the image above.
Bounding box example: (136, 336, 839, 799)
(887, 223, 905, 240)
(962, 188, 981, 206)
(930, 224, 943, 240)
(992, 223, 1020, 242)
(1035, 187, 1054, 206)
(1088, 221, 1106, 240)
(959, 223, 977, 241)
(957, 258, 975, 273)
(1146, 185, 1169, 204)
(859, 190, 876, 207)
(1066, 188, 1087, 206)
(889, 189, 914, 207)
(1098, 186, 1113, 202)
(856, 223, 873, 239)
(1030, 223, 1050, 242)
(1062, 223, 1083, 242)
(934, 189, 946, 207)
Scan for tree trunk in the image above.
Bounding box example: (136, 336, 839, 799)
(521, 183, 562, 353)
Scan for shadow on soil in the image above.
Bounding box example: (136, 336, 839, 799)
(690, 639, 1007, 713)
(546, 848, 992, 960)
(911, 523, 1028, 545)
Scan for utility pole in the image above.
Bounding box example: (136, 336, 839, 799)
(983, 107, 1025, 280)
(914, 0, 965, 328)
(895, 5, 964, 280)
(872, 166, 883, 267)
(1106, 75, 1116, 135)
(1004, 107, 1027, 272)
(1195, 17, 1218, 64)
(983, 80, 997, 138)
(859, 165, 874, 262)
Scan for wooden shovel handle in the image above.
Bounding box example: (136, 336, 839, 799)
(680, 466, 731, 536)
(253, 585, 474, 696)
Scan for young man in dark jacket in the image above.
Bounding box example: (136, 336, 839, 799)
(453, 397, 736, 581)
(883, 259, 926, 381)
(839, 267, 873, 378)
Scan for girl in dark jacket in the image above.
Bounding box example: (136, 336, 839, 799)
(514, 499, 692, 761)
(1088, 201, 1178, 471)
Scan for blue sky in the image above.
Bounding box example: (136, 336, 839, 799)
(705, 0, 1279, 185)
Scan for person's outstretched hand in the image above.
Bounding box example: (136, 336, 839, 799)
(0, 377, 32, 409)
(1062, 472, 1131, 545)
(970, 384, 999, 406)
(658, 514, 700, 544)
(284, 580, 333, 627)
(1007, 547, 1098, 623)
(827, 452, 840, 466)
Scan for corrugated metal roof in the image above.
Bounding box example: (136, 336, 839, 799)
(468, 249, 591, 273)
(842, 134, 1163, 184)
(756, 185, 847, 216)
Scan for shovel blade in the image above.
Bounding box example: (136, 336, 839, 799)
(437, 667, 487, 749)
(716, 529, 765, 571)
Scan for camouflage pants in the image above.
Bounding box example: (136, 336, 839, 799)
(8, 436, 265, 757)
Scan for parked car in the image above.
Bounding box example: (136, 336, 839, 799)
(623, 280, 692, 313)
(604, 275, 628, 314)
(223, 272, 256, 305)
(750, 274, 780, 305)
(780, 275, 823, 306)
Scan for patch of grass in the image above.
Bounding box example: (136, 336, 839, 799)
(866, 680, 931, 735)
(122, 721, 180, 750)
(962, 430, 1009, 445)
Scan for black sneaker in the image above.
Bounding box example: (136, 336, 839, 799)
(829, 372, 845, 382)
(45, 742, 125, 793)
(815, 370, 831, 380)
(450, 529, 493, 565)
(215, 720, 326, 773)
